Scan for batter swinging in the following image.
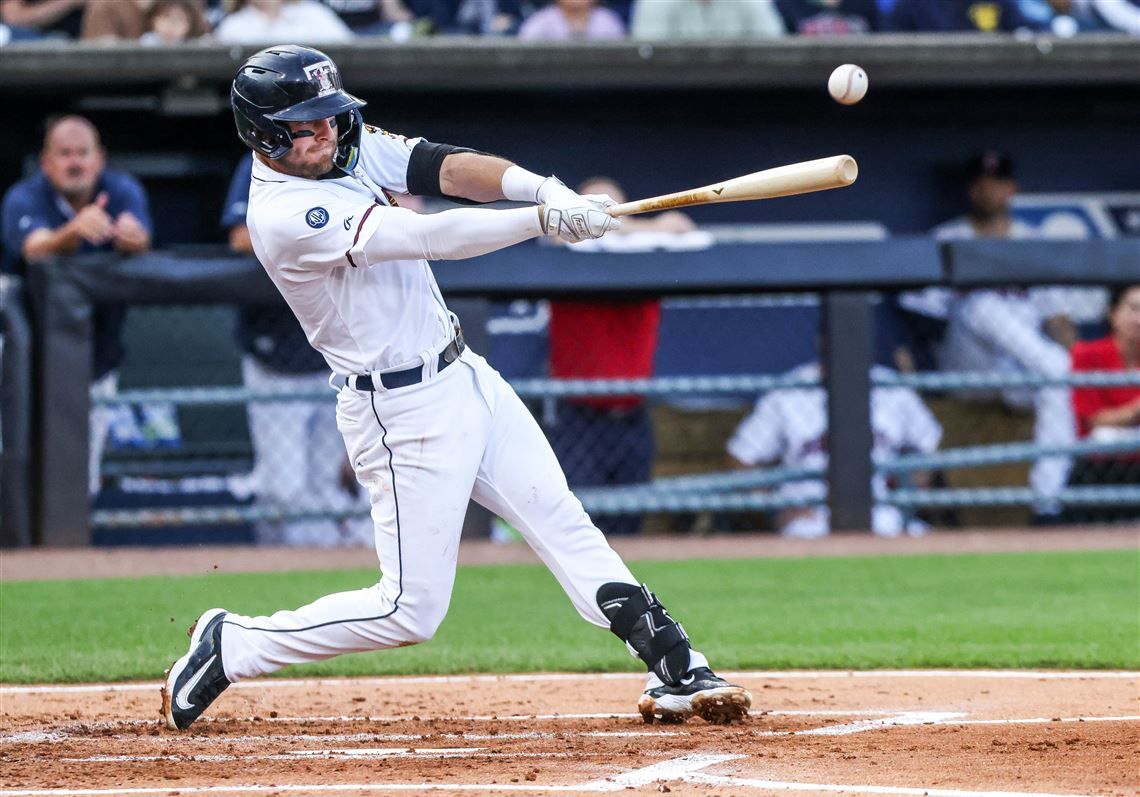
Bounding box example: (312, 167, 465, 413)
(162, 45, 751, 731)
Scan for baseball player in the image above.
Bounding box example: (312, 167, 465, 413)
(727, 361, 943, 538)
(162, 45, 750, 731)
(904, 152, 1076, 520)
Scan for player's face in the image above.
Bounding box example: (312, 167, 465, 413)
(41, 120, 105, 202)
(967, 175, 1017, 220)
(1111, 286, 1140, 346)
(275, 118, 338, 178)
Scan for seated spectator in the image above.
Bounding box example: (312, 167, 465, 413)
(518, 0, 625, 39)
(776, 0, 879, 34)
(215, 0, 353, 42)
(442, 0, 527, 34)
(1084, 0, 1140, 33)
(1, 0, 87, 39)
(922, 152, 1076, 521)
(727, 361, 942, 539)
(545, 177, 699, 536)
(1, 115, 153, 496)
(83, 0, 210, 40)
(631, 0, 786, 38)
(1072, 285, 1140, 441)
(1066, 284, 1140, 521)
(322, 0, 418, 37)
(223, 154, 378, 547)
(883, 0, 1041, 31)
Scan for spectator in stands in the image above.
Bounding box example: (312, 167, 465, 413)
(1066, 284, 1140, 520)
(0, 0, 86, 39)
(631, 0, 785, 38)
(518, 0, 625, 39)
(1085, 0, 1140, 32)
(83, 0, 210, 40)
(545, 177, 701, 536)
(322, 0, 419, 37)
(727, 360, 942, 538)
(223, 154, 374, 546)
(0, 115, 153, 496)
(214, 0, 353, 42)
(442, 0, 527, 34)
(883, 0, 1041, 31)
(776, 0, 879, 34)
(930, 151, 1076, 522)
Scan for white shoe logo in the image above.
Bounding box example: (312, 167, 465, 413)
(680, 673, 696, 686)
(175, 655, 215, 711)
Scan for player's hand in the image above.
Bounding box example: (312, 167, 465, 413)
(70, 192, 114, 245)
(539, 193, 621, 243)
(111, 211, 150, 254)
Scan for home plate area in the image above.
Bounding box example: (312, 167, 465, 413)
(1, 671, 1136, 796)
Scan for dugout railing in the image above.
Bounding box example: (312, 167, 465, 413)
(7, 237, 1138, 546)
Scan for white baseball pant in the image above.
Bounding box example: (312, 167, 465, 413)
(220, 349, 705, 681)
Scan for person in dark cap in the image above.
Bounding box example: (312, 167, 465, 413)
(924, 150, 1077, 523)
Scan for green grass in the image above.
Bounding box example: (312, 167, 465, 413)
(1, 550, 1137, 683)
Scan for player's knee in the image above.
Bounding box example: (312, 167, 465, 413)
(392, 586, 451, 644)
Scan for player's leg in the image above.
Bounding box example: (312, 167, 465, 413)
(163, 364, 488, 729)
(465, 352, 750, 723)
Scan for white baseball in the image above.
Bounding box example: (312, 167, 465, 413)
(828, 64, 868, 106)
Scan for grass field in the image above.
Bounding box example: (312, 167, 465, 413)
(1, 549, 1137, 683)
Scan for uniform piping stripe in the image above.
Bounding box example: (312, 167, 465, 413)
(225, 397, 402, 636)
(345, 202, 381, 268)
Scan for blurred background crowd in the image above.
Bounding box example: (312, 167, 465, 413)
(2, 0, 1139, 45)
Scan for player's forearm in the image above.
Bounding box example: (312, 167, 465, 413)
(1087, 401, 1140, 430)
(438, 153, 514, 203)
(358, 205, 542, 264)
(21, 224, 81, 261)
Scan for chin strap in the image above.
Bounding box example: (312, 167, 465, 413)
(597, 583, 691, 686)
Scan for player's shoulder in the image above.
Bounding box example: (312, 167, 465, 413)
(1, 173, 47, 208)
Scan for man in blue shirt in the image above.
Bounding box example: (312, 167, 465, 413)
(1, 114, 153, 494)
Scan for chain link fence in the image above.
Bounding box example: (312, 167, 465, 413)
(86, 284, 1140, 545)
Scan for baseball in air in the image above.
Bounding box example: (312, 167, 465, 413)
(828, 64, 868, 105)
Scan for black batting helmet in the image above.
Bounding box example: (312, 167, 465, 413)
(231, 45, 366, 168)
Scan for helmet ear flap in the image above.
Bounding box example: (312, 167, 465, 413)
(334, 108, 364, 170)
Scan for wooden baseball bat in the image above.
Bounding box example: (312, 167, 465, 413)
(605, 155, 858, 218)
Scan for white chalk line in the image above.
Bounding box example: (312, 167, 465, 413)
(4, 669, 1136, 695)
(0, 751, 1109, 797)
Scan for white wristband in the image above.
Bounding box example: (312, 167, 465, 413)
(501, 165, 549, 204)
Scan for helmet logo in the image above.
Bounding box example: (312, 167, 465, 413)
(306, 207, 330, 228)
(303, 60, 338, 97)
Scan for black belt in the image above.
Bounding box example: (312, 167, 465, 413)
(349, 331, 465, 391)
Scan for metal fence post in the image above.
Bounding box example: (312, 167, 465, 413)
(29, 266, 93, 546)
(823, 291, 874, 531)
(1, 277, 34, 547)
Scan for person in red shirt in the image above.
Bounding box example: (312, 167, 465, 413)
(547, 177, 697, 535)
(1067, 284, 1140, 521)
(1072, 285, 1140, 437)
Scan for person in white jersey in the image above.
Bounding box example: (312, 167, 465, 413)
(161, 44, 750, 731)
(901, 152, 1076, 520)
(727, 361, 943, 538)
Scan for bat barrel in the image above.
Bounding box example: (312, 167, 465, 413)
(607, 155, 858, 218)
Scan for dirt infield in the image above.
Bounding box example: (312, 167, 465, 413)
(2, 671, 1137, 796)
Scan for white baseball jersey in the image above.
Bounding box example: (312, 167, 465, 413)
(726, 363, 942, 535)
(246, 125, 454, 377)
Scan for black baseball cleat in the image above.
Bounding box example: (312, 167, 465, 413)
(161, 608, 231, 730)
(637, 667, 752, 725)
